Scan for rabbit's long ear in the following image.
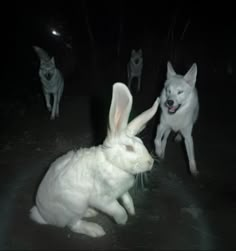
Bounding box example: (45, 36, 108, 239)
(108, 83, 133, 135)
(127, 97, 160, 136)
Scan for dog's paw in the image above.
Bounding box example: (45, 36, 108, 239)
(191, 169, 199, 177)
(190, 162, 199, 176)
(159, 152, 165, 160)
(47, 106, 52, 112)
(154, 141, 164, 159)
(155, 149, 164, 160)
(50, 115, 56, 120)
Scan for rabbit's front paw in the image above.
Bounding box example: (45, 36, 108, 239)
(70, 220, 106, 238)
(121, 192, 135, 215)
(114, 210, 128, 225)
(84, 208, 98, 218)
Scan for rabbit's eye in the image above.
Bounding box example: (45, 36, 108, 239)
(125, 145, 135, 152)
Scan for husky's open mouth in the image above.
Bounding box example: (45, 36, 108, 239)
(45, 73, 52, 80)
(165, 103, 181, 114)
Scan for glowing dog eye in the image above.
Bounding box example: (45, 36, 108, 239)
(125, 145, 134, 152)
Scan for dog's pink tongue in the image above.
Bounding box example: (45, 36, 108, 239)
(169, 107, 176, 112)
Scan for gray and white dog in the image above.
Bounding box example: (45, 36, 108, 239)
(33, 46, 64, 120)
(154, 61, 199, 176)
(127, 49, 143, 92)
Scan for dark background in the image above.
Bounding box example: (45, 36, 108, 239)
(10, 1, 236, 98)
(0, 1, 235, 249)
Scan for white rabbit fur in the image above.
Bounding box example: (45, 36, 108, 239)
(30, 82, 159, 237)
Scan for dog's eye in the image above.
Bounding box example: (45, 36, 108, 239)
(125, 145, 135, 152)
(178, 90, 183, 94)
(166, 88, 171, 94)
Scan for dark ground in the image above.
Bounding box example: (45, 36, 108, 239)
(1, 2, 236, 250)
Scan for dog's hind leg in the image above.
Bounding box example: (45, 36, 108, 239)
(181, 127, 198, 176)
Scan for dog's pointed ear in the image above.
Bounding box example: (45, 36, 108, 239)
(138, 49, 143, 55)
(108, 82, 133, 136)
(184, 63, 197, 87)
(167, 61, 176, 79)
(131, 49, 136, 56)
(51, 57, 55, 65)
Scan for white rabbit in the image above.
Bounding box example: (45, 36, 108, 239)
(30, 82, 160, 238)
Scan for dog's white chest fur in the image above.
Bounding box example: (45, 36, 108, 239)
(161, 102, 198, 132)
(160, 88, 199, 132)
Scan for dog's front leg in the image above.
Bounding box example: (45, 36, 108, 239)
(120, 192, 135, 215)
(55, 92, 60, 118)
(181, 128, 198, 176)
(51, 93, 58, 120)
(44, 93, 51, 112)
(128, 77, 132, 90)
(56, 85, 64, 117)
(154, 124, 166, 159)
(137, 76, 141, 92)
(128, 72, 133, 90)
(161, 128, 171, 158)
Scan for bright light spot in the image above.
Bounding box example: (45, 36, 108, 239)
(51, 29, 61, 37)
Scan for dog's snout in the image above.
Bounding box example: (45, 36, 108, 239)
(167, 99, 174, 106)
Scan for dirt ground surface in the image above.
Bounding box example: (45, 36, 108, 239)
(1, 68, 235, 250)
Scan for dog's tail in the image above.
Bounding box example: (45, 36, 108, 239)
(33, 46, 51, 61)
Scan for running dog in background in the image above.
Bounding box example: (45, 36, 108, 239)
(127, 49, 143, 92)
(33, 46, 64, 120)
(154, 61, 199, 176)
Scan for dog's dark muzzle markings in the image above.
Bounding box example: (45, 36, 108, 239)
(165, 99, 181, 114)
(45, 73, 52, 80)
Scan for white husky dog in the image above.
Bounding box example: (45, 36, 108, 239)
(30, 82, 159, 237)
(33, 46, 64, 120)
(127, 49, 143, 92)
(154, 62, 199, 176)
